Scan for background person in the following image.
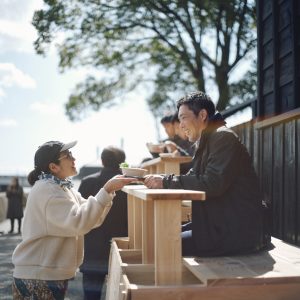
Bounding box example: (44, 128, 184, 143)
(11, 140, 135, 300)
(144, 91, 270, 257)
(78, 146, 128, 300)
(6, 177, 24, 234)
(161, 113, 194, 157)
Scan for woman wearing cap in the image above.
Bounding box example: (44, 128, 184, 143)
(11, 140, 135, 299)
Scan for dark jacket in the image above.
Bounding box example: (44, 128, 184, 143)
(78, 168, 128, 274)
(6, 186, 24, 219)
(163, 115, 269, 256)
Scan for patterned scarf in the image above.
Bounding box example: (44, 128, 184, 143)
(38, 172, 73, 189)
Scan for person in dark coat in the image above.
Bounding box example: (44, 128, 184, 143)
(6, 177, 24, 234)
(144, 91, 270, 257)
(78, 146, 128, 300)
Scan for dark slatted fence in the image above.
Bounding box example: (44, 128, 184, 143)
(231, 110, 300, 247)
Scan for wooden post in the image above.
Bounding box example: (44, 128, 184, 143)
(154, 199, 182, 285)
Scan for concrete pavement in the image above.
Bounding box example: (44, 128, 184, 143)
(0, 219, 84, 300)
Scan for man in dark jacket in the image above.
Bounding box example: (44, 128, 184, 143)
(78, 146, 128, 299)
(144, 91, 270, 257)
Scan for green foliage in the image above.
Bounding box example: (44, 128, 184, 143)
(119, 162, 129, 168)
(32, 0, 257, 120)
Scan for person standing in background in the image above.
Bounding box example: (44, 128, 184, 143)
(78, 146, 128, 300)
(6, 177, 24, 234)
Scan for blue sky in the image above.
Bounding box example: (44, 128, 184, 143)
(0, 0, 163, 175)
(0, 0, 251, 176)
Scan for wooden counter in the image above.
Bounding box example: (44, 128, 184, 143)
(122, 185, 205, 285)
(141, 155, 192, 175)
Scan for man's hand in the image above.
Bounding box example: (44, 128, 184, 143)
(143, 174, 164, 189)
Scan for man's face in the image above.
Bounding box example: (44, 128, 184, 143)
(162, 122, 175, 139)
(178, 104, 207, 142)
(174, 121, 188, 140)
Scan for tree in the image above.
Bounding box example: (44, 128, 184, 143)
(32, 0, 256, 121)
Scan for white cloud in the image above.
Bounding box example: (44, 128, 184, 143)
(0, 19, 37, 41)
(0, 118, 18, 127)
(0, 63, 36, 89)
(0, 0, 43, 53)
(0, 0, 42, 21)
(30, 101, 62, 115)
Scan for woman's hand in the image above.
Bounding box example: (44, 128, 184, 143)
(143, 174, 164, 189)
(103, 175, 137, 194)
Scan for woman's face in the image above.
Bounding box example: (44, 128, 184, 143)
(52, 150, 77, 179)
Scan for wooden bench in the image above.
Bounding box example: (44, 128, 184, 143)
(106, 237, 300, 300)
(105, 185, 300, 300)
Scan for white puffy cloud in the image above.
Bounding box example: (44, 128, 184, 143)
(0, 0, 43, 53)
(0, 63, 36, 89)
(0, 118, 18, 127)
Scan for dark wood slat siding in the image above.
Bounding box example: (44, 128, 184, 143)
(257, 0, 300, 116)
(231, 113, 300, 247)
(261, 126, 273, 226)
(297, 119, 300, 246)
(283, 120, 297, 243)
(272, 123, 284, 239)
(252, 121, 260, 173)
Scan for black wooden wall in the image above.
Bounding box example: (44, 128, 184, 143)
(253, 0, 300, 246)
(257, 0, 300, 117)
(232, 112, 300, 247)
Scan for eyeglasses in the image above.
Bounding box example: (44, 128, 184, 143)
(58, 151, 74, 161)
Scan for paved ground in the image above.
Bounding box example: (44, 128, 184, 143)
(0, 219, 84, 300)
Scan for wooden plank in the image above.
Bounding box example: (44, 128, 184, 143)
(252, 120, 260, 173)
(122, 186, 206, 202)
(156, 162, 165, 174)
(142, 200, 154, 264)
(297, 118, 300, 246)
(141, 156, 192, 176)
(129, 282, 300, 300)
(133, 196, 142, 249)
(106, 241, 125, 300)
(261, 126, 273, 223)
(127, 195, 134, 249)
(119, 249, 142, 264)
(123, 263, 201, 286)
(141, 156, 192, 169)
(154, 199, 182, 285)
(183, 237, 300, 287)
(254, 107, 300, 129)
(114, 237, 129, 250)
(164, 160, 180, 175)
(273, 123, 284, 238)
(283, 120, 297, 243)
(181, 204, 192, 223)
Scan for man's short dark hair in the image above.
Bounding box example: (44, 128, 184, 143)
(177, 91, 216, 117)
(160, 115, 174, 124)
(101, 146, 126, 169)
